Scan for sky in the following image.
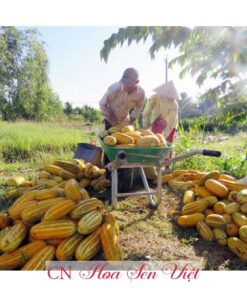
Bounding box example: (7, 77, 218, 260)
(20, 26, 202, 109)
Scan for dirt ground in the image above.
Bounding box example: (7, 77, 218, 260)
(110, 188, 247, 271)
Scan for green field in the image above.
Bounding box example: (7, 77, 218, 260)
(1, 121, 246, 177)
(0, 121, 100, 173)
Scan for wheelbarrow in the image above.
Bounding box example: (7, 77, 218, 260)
(98, 136, 221, 209)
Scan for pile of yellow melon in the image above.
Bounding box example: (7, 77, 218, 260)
(167, 169, 247, 262)
(0, 160, 123, 270)
(5, 159, 110, 201)
(100, 125, 167, 148)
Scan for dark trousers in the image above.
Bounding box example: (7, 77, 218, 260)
(103, 119, 133, 193)
(104, 119, 112, 165)
(104, 119, 112, 130)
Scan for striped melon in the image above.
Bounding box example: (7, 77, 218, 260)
(232, 212, 247, 227)
(0, 223, 27, 253)
(205, 179, 229, 198)
(75, 228, 101, 261)
(177, 213, 205, 227)
(56, 233, 83, 261)
(77, 211, 103, 235)
(213, 228, 227, 246)
(205, 214, 227, 228)
(70, 198, 104, 219)
(30, 219, 76, 240)
(196, 221, 214, 241)
(22, 245, 56, 270)
(228, 237, 247, 261)
(43, 200, 75, 221)
(0, 241, 46, 270)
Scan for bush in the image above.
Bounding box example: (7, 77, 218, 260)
(180, 115, 247, 134)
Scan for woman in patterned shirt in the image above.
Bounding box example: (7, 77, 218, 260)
(142, 80, 181, 144)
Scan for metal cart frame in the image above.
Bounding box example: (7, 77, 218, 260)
(106, 149, 221, 209)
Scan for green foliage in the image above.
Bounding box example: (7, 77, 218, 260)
(100, 27, 191, 62)
(173, 122, 247, 178)
(0, 26, 62, 121)
(101, 26, 247, 122)
(64, 103, 103, 124)
(80, 105, 103, 123)
(213, 153, 247, 179)
(180, 112, 247, 134)
(64, 102, 73, 115)
(178, 92, 200, 118)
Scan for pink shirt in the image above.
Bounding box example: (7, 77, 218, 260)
(99, 82, 145, 126)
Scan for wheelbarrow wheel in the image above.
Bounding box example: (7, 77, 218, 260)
(148, 200, 159, 209)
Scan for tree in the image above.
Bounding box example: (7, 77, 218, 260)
(80, 105, 103, 123)
(0, 26, 24, 120)
(74, 107, 82, 115)
(64, 102, 73, 115)
(178, 92, 200, 118)
(0, 26, 62, 120)
(63, 103, 103, 124)
(100, 27, 247, 114)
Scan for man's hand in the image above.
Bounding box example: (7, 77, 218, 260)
(108, 109, 119, 126)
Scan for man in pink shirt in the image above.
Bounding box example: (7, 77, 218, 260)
(100, 68, 145, 130)
(99, 68, 145, 192)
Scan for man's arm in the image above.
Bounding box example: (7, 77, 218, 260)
(129, 90, 145, 124)
(99, 87, 119, 126)
(99, 91, 110, 117)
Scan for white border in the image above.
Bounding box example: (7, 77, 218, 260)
(1, 0, 247, 25)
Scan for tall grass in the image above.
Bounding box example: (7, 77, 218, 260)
(0, 121, 99, 171)
(174, 122, 247, 178)
(0, 120, 246, 178)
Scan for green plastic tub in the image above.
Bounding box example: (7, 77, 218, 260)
(98, 136, 173, 164)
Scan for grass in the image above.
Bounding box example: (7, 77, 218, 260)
(173, 128, 247, 178)
(0, 120, 91, 159)
(0, 120, 102, 173)
(1, 120, 246, 178)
